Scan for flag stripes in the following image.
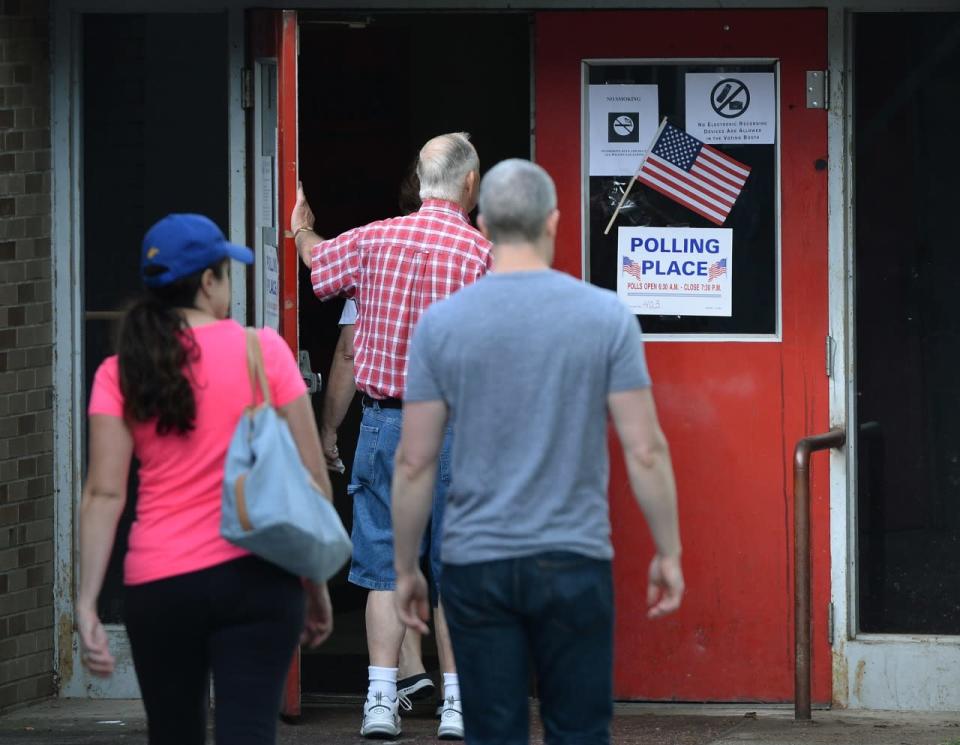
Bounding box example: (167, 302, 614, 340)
(635, 122, 751, 226)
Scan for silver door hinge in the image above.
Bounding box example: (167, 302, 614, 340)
(241, 68, 253, 110)
(825, 334, 835, 378)
(806, 71, 828, 110)
(827, 601, 835, 646)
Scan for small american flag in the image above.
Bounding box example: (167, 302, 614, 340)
(622, 256, 645, 281)
(636, 122, 750, 226)
(707, 258, 727, 281)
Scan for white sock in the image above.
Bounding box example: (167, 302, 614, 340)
(442, 672, 460, 701)
(368, 666, 398, 699)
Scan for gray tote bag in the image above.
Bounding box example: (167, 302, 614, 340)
(221, 328, 352, 583)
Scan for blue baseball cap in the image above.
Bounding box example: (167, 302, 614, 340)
(141, 213, 254, 288)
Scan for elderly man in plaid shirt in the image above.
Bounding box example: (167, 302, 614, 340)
(292, 133, 492, 740)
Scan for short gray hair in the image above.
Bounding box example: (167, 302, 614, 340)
(478, 159, 557, 243)
(417, 133, 479, 202)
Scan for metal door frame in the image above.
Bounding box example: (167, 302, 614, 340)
(827, 6, 960, 712)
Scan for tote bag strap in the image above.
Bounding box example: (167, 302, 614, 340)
(244, 328, 272, 408)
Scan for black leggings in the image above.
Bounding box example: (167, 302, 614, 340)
(124, 556, 305, 745)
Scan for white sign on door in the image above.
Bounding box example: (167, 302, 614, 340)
(588, 84, 659, 176)
(618, 227, 733, 317)
(685, 73, 776, 145)
(264, 244, 280, 331)
(259, 156, 275, 226)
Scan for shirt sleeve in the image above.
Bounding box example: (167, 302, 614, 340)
(339, 298, 358, 326)
(257, 327, 308, 408)
(310, 227, 363, 301)
(88, 356, 125, 417)
(608, 301, 652, 393)
(404, 311, 445, 403)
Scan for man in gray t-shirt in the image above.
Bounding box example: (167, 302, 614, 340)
(392, 159, 684, 745)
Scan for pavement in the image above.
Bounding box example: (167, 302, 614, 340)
(0, 697, 958, 745)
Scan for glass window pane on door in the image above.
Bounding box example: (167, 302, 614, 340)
(82, 12, 228, 622)
(584, 62, 778, 335)
(855, 12, 960, 635)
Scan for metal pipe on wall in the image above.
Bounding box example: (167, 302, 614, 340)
(794, 429, 846, 721)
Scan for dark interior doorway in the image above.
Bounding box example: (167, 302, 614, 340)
(82, 12, 229, 624)
(295, 12, 532, 695)
(855, 12, 960, 634)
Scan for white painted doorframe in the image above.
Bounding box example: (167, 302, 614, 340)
(51, 4, 249, 699)
(827, 7, 960, 712)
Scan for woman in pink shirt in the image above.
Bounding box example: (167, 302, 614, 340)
(77, 214, 334, 745)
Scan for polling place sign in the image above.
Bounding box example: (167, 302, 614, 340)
(618, 227, 732, 316)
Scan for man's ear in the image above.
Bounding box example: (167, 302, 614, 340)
(465, 170, 479, 198)
(477, 214, 492, 240)
(544, 209, 561, 239)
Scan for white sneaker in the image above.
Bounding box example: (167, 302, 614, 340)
(437, 695, 464, 740)
(360, 691, 407, 738)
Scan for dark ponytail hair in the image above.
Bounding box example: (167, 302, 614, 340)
(117, 260, 227, 435)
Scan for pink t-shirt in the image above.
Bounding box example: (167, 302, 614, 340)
(88, 320, 307, 586)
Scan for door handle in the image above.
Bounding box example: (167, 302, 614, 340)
(298, 351, 320, 394)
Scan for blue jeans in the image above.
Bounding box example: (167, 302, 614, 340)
(441, 552, 614, 745)
(347, 402, 452, 601)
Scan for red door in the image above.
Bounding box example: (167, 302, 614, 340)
(535, 10, 830, 702)
(249, 8, 302, 717)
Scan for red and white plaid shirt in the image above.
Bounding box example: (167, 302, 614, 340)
(310, 199, 493, 399)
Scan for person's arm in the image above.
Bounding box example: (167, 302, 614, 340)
(279, 392, 335, 647)
(290, 182, 359, 303)
(291, 182, 324, 269)
(320, 324, 356, 471)
(392, 399, 449, 634)
(77, 414, 134, 677)
(607, 387, 684, 619)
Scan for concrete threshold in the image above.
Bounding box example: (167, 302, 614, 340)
(0, 697, 957, 744)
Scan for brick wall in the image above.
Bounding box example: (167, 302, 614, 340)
(0, 0, 55, 713)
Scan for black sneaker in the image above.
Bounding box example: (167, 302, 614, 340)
(397, 673, 435, 702)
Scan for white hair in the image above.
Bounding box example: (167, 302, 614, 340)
(417, 132, 479, 202)
(478, 159, 557, 243)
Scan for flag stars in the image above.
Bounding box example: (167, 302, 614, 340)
(653, 124, 700, 170)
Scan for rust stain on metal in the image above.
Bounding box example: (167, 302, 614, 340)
(853, 659, 866, 703)
(832, 649, 849, 708)
(57, 612, 74, 690)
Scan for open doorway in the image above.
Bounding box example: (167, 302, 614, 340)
(295, 12, 532, 695)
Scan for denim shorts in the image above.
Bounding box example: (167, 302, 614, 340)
(347, 402, 452, 602)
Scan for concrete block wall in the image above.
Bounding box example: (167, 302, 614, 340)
(0, 0, 55, 713)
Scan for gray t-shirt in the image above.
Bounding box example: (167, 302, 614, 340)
(405, 269, 651, 565)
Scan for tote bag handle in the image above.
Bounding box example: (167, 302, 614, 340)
(244, 328, 272, 409)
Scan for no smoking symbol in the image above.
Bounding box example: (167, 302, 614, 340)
(608, 112, 639, 143)
(711, 78, 750, 119)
